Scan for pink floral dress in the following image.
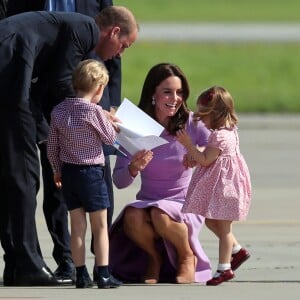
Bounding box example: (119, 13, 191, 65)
(182, 126, 251, 221)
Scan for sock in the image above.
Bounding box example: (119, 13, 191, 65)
(217, 263, 231, 271)
(97, 265, 110, 278)
(76, 265, 87, 276)
(232, 244, 242, 255)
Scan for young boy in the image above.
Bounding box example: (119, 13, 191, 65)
(47, 59, 122, 289)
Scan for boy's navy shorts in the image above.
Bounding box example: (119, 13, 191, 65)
(61, 163, 110, 212)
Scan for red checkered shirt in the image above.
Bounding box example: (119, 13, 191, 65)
(47, 97, 117, 173)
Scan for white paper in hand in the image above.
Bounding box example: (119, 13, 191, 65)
(115, 98, 168, 155)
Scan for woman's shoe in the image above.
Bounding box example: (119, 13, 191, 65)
(231, 248, 250, 271)
(206, 269, 234, 286)
(142, 256, 161, 284)
(176, 255, 197, 284)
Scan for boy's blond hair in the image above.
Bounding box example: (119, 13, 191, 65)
(72, 59, 109, 93)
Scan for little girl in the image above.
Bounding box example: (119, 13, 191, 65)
(176, 86, 251, 286)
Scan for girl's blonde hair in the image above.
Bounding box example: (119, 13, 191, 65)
(72, 59, 109, 93)
(195, 86, 238, 130)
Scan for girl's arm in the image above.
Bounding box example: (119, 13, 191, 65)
(177, 129, 220, 167)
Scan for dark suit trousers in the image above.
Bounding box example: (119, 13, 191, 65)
(38, 143, 72, 264)
(0, 52, 47, 273)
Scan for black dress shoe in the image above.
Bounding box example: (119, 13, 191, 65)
(3, 262, 15, 286)
(54, 260, 75, 285)
(97, 274, 122, 289)
(3, 268, 15, 286)
(14, 267, 59, 286)
(75, 265, 93, 288)
(76, 274, 94, 288)
(3, 254, 15, 286)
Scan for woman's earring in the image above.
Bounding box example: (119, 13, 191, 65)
(152, 97, 155, 105)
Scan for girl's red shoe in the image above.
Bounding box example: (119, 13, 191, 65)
(231, 248, 250, 271)
(206, 269, 234, 286)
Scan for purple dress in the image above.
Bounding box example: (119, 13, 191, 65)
(109, 113, 212, 283)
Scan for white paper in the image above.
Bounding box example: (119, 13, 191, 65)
(115, 98, 168, 155)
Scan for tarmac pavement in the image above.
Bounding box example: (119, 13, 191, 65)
(138, 23, 300, 42)
(1, 114, 300, 299)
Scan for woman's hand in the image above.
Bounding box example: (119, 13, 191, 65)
(128, 150, 153, 177)
(177, 129, 198, 168)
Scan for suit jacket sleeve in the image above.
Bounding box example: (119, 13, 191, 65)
(6, 0, 45, 16)
(77, 0, 122, 108)
(33, 12, 99, 120)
